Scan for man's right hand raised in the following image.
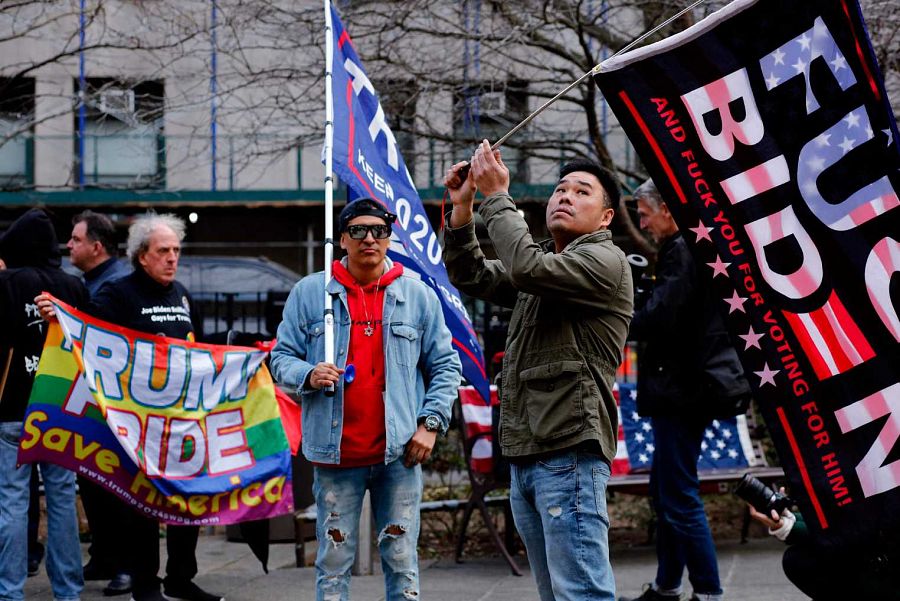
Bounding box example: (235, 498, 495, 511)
(470, 139, 510, 198)
(445, 161, 476, 228)
(306, 362, 344, 390)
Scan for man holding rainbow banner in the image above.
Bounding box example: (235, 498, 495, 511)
(29, 213, 294, 601)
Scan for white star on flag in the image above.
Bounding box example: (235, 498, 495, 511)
(801, 178, 818, 196)
(765, 73, 780, 88)
(712, 420, 720, 428)
(705, 429, 715, 439)
(639, 453, 649, 463)
(771, 48, 786, 65)
(629, 389, 637, 400)
(716, 439, 726, 449)
(631, 411, 640, 421)
(814, 133, 831, 147)
(722, 429, 732, 439)
(646, 444, 655, 453)
(711, 450, 721, 460)
(739, 326, 765, 350)
(728, 449, 739, 459)
(805, 155, 826, 171)
(755, 363, 780, 387)
(844, 111, 861, 128)
(797, 32, 811, 50)
(701, 441, 708, 451)
(830, 55, 847, 71)
(689, 221, 714, 243)
(707, 256, 731, 278)
(723, 290, 748, 314)
(635, 432, 645, 443)
(642, 421, 652, 432)
(792, 58, 807, 74)
(838, 136, 856, 154)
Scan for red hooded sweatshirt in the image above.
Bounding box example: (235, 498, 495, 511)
(331, 260, 404, 467)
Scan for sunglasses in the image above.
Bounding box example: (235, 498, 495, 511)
(346, 224, 392, 240)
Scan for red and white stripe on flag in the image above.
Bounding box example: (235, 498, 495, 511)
(459, 386, 499, 474)
(612, 382, 632, 476)
(460, 384, 634, 475)
(783, 290, 875, 380)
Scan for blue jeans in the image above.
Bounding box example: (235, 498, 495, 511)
(0, 422, 83, 601)
(650, 414, 722, 596)
(313, 460, 422, 601)
(510, 450, 615, 601)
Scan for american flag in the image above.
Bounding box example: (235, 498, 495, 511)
(459, 386, 499, 474)
(616, 383, 752, 472)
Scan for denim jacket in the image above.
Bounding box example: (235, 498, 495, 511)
(270, 259, 462, 465)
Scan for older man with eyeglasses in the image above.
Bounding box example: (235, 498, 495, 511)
(270, 197, 461, 601)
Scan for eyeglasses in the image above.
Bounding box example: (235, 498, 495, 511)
(346, 224, 392, 240)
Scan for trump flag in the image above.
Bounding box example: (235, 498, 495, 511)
(18, 297, 294, 525)
(328, 4, 489, 401)
(595, 0, 899, 549)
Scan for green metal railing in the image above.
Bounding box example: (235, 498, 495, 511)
(0, 132, 591, 205)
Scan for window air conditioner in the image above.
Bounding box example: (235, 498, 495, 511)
(479, 91, 506, 117)
(99, 88, 136, 116)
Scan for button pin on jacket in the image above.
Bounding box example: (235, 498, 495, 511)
(344, 363, 356, 384)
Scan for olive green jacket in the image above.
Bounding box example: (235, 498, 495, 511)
(444, 191, 634, 461)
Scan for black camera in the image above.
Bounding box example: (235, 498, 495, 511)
(734, 473, 794, 516)
(627, 254, 653, 307)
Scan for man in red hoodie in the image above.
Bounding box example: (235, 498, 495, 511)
(271, 198, 461, 601)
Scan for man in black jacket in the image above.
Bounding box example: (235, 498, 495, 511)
(39, 212, 219, 601)
(66, 210, 134, 596)
(621, 180, 750, 601)
(0, 208, 87, 601)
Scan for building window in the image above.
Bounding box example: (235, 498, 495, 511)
(75, 79, 165, 187)
(0, 78, 34, 190)
(453, 80, 529, 183)
(376, 80, 418, 175)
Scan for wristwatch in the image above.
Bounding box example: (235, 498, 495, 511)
(422, 415, 442, 433)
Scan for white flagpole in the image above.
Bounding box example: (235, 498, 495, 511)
(323, 0, 336, 396)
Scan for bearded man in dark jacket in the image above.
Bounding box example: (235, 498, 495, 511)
(622, 180, 751, 601)
(0, 208, 87, 601)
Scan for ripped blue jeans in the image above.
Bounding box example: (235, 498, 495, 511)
(312, 460, 422, 601)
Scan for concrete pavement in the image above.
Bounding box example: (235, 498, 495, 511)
(24, 535, 806, 600)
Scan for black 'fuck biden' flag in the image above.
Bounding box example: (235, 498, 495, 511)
(594, 0, 900, 550)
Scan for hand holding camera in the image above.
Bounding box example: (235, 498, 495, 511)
(734, 473, 794, 517)
(736, 475, 797, 540)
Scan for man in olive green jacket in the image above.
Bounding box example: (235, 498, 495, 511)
(443, 140, 633, 601)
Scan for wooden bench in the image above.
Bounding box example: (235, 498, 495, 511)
(449, 383, 785, 572)
(291, 393, 785, 570)
(603, 397, 784, 543)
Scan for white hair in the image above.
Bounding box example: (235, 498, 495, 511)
(633, 178, 665, 211)
(126, 212, 186, 269)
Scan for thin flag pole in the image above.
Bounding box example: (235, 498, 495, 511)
(77, 0, 86, 187)
(487, 0, 707, 153)
(322, 0, 336, 395)
(210, 0, 218, 191)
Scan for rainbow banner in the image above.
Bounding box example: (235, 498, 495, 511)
(17, 296, 294, 526)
